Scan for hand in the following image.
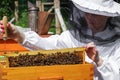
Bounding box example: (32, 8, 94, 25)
(84, 42, 103, 66)
(0, 20, 25, 43)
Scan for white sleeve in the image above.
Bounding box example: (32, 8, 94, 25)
(22, 31, 75, 50)
(22, 31, 59, 50)
(86, 56, 120, 80)
(85, 46, 120, 80)
(94, 49, 120, 80)
(95, 58, 120, 80)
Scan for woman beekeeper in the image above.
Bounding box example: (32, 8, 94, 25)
(0, 0, 120, 80)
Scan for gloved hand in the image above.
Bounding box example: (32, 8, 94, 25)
(0, 20, 25, 43)
(84, 42, 103, 67)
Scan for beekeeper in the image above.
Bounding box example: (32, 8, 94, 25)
(0, 0, 120, 80)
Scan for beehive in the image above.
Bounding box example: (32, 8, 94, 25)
(0, 39, 28, 54)
(0, 47, 94, 80)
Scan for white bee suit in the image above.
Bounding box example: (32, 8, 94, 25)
(21, 26, 120, 80)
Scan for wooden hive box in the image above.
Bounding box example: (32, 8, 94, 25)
(0, 39, 28, 54)
(0, 48, 94, 80)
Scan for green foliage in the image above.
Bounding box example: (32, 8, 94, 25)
(15, 10, 28, 28)
(0, 0, 14, 20)
(42, 0, 53, 2)
(15, 0, 36, 28)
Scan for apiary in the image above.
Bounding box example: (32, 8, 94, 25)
(0, 47, 94, 80)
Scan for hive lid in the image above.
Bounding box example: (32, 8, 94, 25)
(0, 39, 28, 54)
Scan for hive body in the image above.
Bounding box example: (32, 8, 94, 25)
(0, 45, 94, 80)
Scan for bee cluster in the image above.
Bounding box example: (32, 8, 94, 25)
(8, 51, 83, 67)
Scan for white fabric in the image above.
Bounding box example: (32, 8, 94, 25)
(71, 0, 120, 16)
(22, 30, 120, 80)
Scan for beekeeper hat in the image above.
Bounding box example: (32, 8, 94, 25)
(71, 0, 120, 16)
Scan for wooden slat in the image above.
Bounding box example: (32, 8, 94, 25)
(1, 64, 93, 80)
